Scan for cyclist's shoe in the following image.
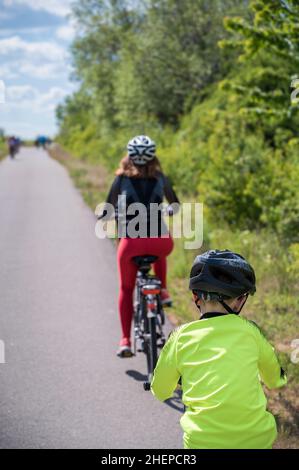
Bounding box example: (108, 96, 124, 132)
(117, 345, 134, 358)
(161, 289, 172, 307)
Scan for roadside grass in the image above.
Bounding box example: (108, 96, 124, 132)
(0, 140, 6, 160)
(49, 143, 299, 448)
(49, 143, 112, 209)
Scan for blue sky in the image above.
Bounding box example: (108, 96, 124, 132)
(0, 0, 77, 139)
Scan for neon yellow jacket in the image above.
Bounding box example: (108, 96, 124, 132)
(151, 314, 287, 449)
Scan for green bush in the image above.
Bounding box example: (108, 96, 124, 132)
(0, 138, 6, 160)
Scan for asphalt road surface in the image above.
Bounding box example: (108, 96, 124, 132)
(0, 148, 183, 449)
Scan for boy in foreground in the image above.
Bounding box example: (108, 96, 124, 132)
(151, 250, 287, 449)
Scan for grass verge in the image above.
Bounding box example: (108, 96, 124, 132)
(0, 141, 6, 160)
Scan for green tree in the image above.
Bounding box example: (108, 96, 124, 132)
(71, 0, 143, 128)
(115, 0, 249, 126)
(220, 0, 299, 123)
(196, 0, 299, 240)
(70, 0, 249, 128)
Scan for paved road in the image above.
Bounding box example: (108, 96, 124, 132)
(0, 148, 183, 449)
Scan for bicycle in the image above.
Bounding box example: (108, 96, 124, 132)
(132, 255, 166, 390)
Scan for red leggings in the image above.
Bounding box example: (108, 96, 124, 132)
(117, 236, 174, 347)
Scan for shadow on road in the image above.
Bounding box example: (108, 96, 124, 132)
(126, 369, 148, 382)
(165, 389, 185, 414)
(126, 369, 184, 414)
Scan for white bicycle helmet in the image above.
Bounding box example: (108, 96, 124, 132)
(127, 135, 156, 166)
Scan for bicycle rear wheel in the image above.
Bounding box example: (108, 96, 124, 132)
(145, 314, 158, 381)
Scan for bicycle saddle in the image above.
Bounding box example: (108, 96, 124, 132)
(133, 255, 158, 268)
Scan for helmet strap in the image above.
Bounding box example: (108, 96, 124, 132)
(193, 291, 248, 316)
(218, 294, 248, 315)
(218, 299, 236, 315)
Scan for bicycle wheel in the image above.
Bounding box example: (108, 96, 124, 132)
(144, 309, 158, 381)
(149, 316, 158, 373)
(133, 285, 140, 356)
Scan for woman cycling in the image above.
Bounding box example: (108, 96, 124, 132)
(99, 135, 180, 358)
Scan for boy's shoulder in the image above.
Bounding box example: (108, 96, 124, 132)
(167, 322, 196, 343)
(238, 315, 269, 340)
(168, 320, 203, 339)
(168, 317, 268, 339)
(168, 324, 185, 340)
(238, 315, 263, 331)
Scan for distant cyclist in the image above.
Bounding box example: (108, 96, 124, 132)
(98, 135, 180, 358)
(7, 136, 18, 159)
(36, 135, 48, 149)
(151, 250, 287, 449)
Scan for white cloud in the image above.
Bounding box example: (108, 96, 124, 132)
(0, 64, 18, 79)
(0, 26, 52, 38)
(4, 84, 72, 110)
(0, 36, 66, 62)
(3, 0, 71, 17)
(56, 24, 75, 41)
(0, 35, 71, 80)
(19, 62, 70, 79)
(37, 86, 69, 109)
(6, 84, 38, 101)
(1, 84, 75, 138)
(0, 61, 66, 80)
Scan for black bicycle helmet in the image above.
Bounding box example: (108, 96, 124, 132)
(189, 249, 256, 300)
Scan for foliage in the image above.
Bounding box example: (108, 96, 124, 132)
(65, 0, 248, 128)
(0, 131, 6, 159)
